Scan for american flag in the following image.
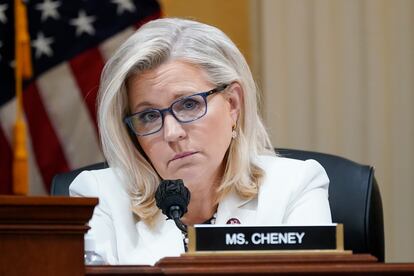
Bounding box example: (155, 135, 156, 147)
(0, 0, 161, 194)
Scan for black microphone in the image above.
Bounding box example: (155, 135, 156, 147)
(155, 179, 190, 233)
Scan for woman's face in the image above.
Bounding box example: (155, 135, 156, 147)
(127, 60, 241, 194)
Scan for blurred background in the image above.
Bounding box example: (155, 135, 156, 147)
(0, 0, 412, 263)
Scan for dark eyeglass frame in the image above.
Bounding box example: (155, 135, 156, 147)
(124, 84, 229, 136)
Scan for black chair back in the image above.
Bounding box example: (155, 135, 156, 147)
(276, 148, 384, 262)
(51, 149, 385, 261)
(50, 162, 107, 196)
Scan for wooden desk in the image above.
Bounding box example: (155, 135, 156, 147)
(0, 196, 97, 276)
(1, 196, 414, 275)
(86, 254, 414, 275)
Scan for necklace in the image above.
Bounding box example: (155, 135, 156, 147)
(204, 212, 217, 224)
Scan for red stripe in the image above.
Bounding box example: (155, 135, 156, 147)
(69, 47, 104, 133)
(0, 126, 13, 194)
(23, 84, 70, 192)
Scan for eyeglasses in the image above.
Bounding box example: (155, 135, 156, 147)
(124, 84, 229, 136)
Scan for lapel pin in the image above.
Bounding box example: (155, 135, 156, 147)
(226, 218, 241, 224)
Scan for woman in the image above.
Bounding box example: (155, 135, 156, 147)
(70, 18, 331, 265)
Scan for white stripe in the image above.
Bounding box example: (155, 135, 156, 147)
(100, 27, 136, 61)
(36, 63, 104, 169)
(0, 99, 47, 195)
(0, 99, 15, 143)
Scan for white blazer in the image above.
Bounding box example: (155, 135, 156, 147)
(70, 155, 332, 265)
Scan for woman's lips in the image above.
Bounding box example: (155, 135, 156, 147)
(169, 151, 198, 163)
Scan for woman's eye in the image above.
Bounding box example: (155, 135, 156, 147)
(181, 98, 199, 110)
(138, 111, 160, 123)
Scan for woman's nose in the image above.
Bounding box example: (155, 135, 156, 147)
(163, 114, 187, 142)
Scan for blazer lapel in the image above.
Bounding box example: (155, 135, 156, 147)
(134, 213, 184, 264)
(216, 189, 258, 225)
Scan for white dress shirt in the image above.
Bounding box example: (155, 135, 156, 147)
(70, 155, 332, 265)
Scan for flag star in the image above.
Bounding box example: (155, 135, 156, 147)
(0, 4, 8, 24)
(69, 10, 96, 36)
(111, 0, 136, 15)
(32, 32, 54, 58)
(36, 0, 61, 21)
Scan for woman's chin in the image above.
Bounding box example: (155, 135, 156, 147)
(166, 165, 205, 183)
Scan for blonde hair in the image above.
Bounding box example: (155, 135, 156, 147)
(98, 18, 274, 223)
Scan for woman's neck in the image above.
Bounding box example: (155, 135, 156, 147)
(181, 187, 218, 226)
(180, 162, 224, 225)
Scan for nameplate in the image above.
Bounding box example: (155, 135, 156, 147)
(187, 224, 344, 254)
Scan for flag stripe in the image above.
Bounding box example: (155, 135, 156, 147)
(99, 10, 162, 62)
(69, 47, 105, 132)
(0, 99, 47, 194)
(23, 84, 70, 191)
(0, 126, 12, 194)
(99, 27, 136, 60)
(0, 100, 16, 143)
(36, 63, 104, 170)
(26, 132, 48, 195)
(0, 100, 18, 194)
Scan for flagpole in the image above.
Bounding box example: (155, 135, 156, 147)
(13, 0, 32, 195)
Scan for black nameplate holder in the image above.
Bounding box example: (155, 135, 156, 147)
(186, 224, 348, 255)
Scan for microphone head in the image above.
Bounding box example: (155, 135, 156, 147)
(155, 179, 191, 219)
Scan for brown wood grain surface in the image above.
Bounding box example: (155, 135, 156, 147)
(0, 196, 97, 276)
(86, 254, 414, 275)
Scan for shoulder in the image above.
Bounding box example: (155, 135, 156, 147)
(256, 154, 327, 176)
(252, 155, 331, 224)
(255, 154, 329, 194)
(69, 167, 127, 199)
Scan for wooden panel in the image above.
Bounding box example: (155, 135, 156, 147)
(0, 196, 97, 276)
(86, 254, 414, 275)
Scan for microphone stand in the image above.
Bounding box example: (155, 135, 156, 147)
(169, 206, 187, 233)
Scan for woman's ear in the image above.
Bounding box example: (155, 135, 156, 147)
(226, 83, 243, 125)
